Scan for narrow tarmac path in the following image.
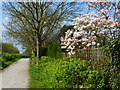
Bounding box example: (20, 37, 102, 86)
(0, 58, 30, 88)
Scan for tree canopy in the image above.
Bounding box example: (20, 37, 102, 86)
(1, 43, 19, 54)
(3, 2, 83, 58)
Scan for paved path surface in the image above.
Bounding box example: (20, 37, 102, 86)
(0, 58, 30, 88)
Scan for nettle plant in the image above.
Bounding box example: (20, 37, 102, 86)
(61, 1, 120, 56)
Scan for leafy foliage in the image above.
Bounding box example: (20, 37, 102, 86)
(0, 53, 30, 69)
(1, 43, 19, 54)
(47, 44, 62, 58)
(20, 54, 31, 58)
(30, 56, 106, 88)
(40, 47, 47, 56)
(103, 39, 120, 69)
(102, 39, 120, 88)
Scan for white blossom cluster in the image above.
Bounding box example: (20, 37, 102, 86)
(61, 9, 120, 56)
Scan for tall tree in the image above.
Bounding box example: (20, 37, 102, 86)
(3, 2, 83, 58)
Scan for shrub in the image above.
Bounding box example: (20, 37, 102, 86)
(20, 54, 31, 58)
(2, 53, 19, 62)
(47, 44, 62, 58)
(89, 39, 120, 88)
(103, 39, 120, 69)
(1, 53, 21, 69)
(102, 39, 120, 88)
(30, 56, 106, 88)
(0, 53, 31, 69)
(40, 47, 47, 56)
(1, 43, 19, 54)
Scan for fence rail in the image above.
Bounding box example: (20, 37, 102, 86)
(62, 48, 105, 61)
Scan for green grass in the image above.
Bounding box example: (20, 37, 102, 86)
(29, 61, 45, 88)
(29, 80, 44, 88)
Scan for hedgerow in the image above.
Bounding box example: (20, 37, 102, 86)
(30, 56, 107, 88)
(0, 53, 30, 69)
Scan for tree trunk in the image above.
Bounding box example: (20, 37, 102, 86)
(32, 48, 37, 56)
(37, 34, 42, 59)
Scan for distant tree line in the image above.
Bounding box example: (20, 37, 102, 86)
(0, 43, 19, 54)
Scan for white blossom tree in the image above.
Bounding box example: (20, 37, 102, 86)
(61, 1, 120, 56)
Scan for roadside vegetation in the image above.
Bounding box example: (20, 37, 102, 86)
(2, 1, 120, 89)
(30, 56, 106, 88)
(29, 40, 120, 88)
(0, 43, 30, 70)
(0, 53, 30, 70)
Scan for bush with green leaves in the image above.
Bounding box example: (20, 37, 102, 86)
(47, 44, 62, 58)
(102, 39, 120, 88)
(30, 56, 107, 88)
(1, 43, 19, 54)
(0, 53, 31, 69)
(103, 39, 120, 69)
(40, 47, 47, 56)
(20, 54, 31, 58)
(1, 53, 20, 69)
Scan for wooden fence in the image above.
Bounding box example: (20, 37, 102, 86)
(62, 48, 108, 70)
(62, 48, 105, 61)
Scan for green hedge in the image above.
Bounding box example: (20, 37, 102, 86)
(0, 53, 30, 69)
(20, 54, 31, 58)
(90, 39, 120, 88)
(30, 56, 107, 88)
(102, 39, 120, 88)
(47, 44, 62, 58)
(40, 47, 47, 56)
